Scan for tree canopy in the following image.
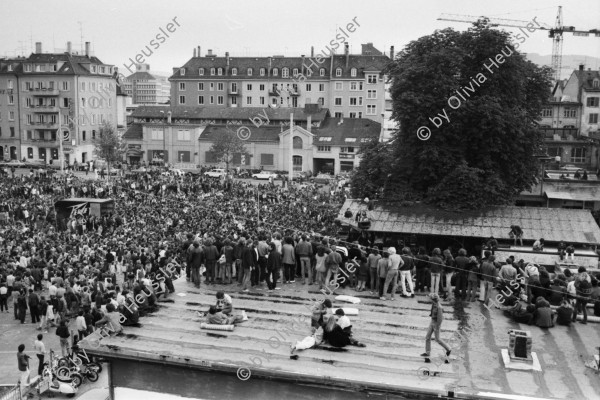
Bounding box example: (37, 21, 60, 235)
(209, 124, 248, 172)
(92, 122, 125, 174)
(352, 21, 552, 210)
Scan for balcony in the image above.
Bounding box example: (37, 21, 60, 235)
(228, 87, 240, 96)
(29, 122, 59, 129)
(29, 88, 59, 96)
(26, 137, 57, 143)
(30, 105, 59, 113)
(289, 88, 300, 96)
(268, 90, 280, 97)
(539, 128, 579, 141)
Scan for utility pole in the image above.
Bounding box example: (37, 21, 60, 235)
(289, 113, 294, 186)
(58, 108, 64, 173)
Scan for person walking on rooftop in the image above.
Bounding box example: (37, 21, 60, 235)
(421, 293, 451, 363)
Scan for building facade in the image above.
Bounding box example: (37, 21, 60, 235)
(122, 64, 170, 105)
(168, 44, 390, 125)
(539, 66, 600, 170)
(0, 42, 118, 165)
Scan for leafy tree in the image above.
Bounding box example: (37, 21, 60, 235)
(351, 139, 394, 199)
(209, 124, 248, 173)
(354, 20, 552, 210)
(92, 122, 125, 179)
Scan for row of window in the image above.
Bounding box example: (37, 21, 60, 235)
(184, 67, 377, 79)
(26, 147, 59, 160)
(179, 81, 377, 96)
(18, 64, 109, 74)
(180, 95, 305, 107)
(547, 147, 588, 163)
(0, 111, 16, 120)
(0, 126, 16, 136)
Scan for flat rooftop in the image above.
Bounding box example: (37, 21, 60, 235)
(81, 278, 600, 399)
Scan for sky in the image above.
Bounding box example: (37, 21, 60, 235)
(1, 0, 599, 79)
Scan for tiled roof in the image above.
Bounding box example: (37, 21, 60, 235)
(125, 71, 157, 81)
(122, 123, 143, 140)
(574, 70, 600, 92)
(0, 53, 112, 76)
(337, 200, 600, 245)
(131, 105, 329, 122)
(169, 54, 390, 80)
(199, 124, 282, 142)
(315, 118, 380, 146)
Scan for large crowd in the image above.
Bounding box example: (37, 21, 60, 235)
(2, 166, 600, 392)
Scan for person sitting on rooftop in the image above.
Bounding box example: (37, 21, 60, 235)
(534, 296, 554, 328)
(532, 238, 544, 252)
(556, 299, 573, 326)
(215, 290, 233, 315)
(206, 305, 246, 325)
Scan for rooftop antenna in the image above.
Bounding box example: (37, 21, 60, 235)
(78, 21, 84, 53)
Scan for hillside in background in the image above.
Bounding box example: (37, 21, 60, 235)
(526, 53, 600, 80)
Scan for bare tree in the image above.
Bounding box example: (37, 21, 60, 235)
(209, 124, 248, 173)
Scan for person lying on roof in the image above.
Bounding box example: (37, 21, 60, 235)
(206, 306, 246, 325)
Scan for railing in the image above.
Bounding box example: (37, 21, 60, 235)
(0, 383, 23, 400)
(29, 88, 59, 96)
(539, 128, 579, 140)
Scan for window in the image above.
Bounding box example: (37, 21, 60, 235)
(151, 129, 164, 140)
(260, 68, 265, 76)
(282, 68, 289, 78)
(366, 105, 376, 115)
(92, 130, 96, 140)
(177, 130, 191, 141)
(260, 97, 265, 105)
(541, 108, 552, 117)
(351, 68, 357, 77)
(218, 96, 224, 105)
(82, 131, 87, 141)
(571, 147, 587, 163)
(293, 136, 303, 149)
(292, 68, 298, 76)
(27, 147, 33, 159)
(334, 112, 343, 118)
(360, 137, 371, 143)
(25, 64, 32, 72)
(179, 95, 185, 104)
(179, 82, 186, 91)
(349, 112, 357, 118)
(199, 68, 205, 75)
(259, 84, 265, 91)
(61, 81, 68, 91)
(218, 83, 224, 91)
(231, 68, 237, 76)
(345, 138, 357, 143)
(319, 84, 325, 92)
(349, 97, 362, 106)
(10, 127, 15, 137)
(336, 68, 342, 77)
(217, 68, 223, 76)
(247, 68, 253, 76)
(367, 74, 378, 84)
(367, 90, 377, 99)
(198, 83, 204, 90)
(231, 97, 237, 105)
(594, 79, 600, 88)
(335, 82, 343, 91)
(318, 97, 325, 105)
(306, 83, 312, 92)
(7, 80, 13, 89)
(180, 68, 186, 76)
(319, 68, 326, 77)
(563, 108, 577, 118)
(261, 154, 274, 165)
(178, 151, 191, 162)
(9, 111, 15, 120)
(8, 95, 14, 105)
(210, 96, 214, 104)
(210, 68, 215, 76)
(317, 146, 331, 152)
(587, 97, 600, 107)
(272, 68, 278, 76)
(341, 147, 355, 153)
(39, 148, 46, 159)
(590, 114, 599, 124)
(246, 96, 252, 105)
(247, 84, 253, 91)
(334, 97, 343, 106)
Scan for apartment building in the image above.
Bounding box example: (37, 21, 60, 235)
(122, 64, 170, 105)
(538, 65, 600, 169)
(168, 43, 390, 125)
(0, 42, 118, 165)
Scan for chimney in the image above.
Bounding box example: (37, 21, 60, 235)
(85, 42, 90, 57)
(193, 48, 197, 57)
(207, 49, 213, 56)
(579, 64, 584, 71)
(67, 41, 72, 54)
(301, 55, 305, 75)
(307, 115, 311, 133)
(311, 46, 314, 58)
(35, 42, 42, 54)
(390, 46, 395, 60)
(167, 111, 172, 124)
(226, 52, 230, 67)
(197, 46, 201, 57)
(345, 43, 349, 68)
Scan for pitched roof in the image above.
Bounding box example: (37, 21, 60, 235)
(125, 71, 157, 81)
(122, 123, 143, 140)
(131, 105, 329, 122)
(199, 124, 282, 142)
(337, 200, 600, 245)
(574, 69, 600, 92)
(0, 52, 112, 76)
(315, 118, 381, 146)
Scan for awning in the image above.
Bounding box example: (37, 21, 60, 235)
(544, 191, 600, 202)
(127, 149, 143, 157)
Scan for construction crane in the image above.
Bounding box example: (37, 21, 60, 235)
(438, 6, 600, 82)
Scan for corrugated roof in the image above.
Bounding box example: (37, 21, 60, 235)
(337, 200, 600, 244)
(131, 105, 329, 122)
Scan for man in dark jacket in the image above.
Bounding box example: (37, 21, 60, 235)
(187, 242, 204, 288)
(28, 289, 40, 324)
(241, 239, 256, 292)
(454, 249, 470, 300)
(203, 239, 219, 285)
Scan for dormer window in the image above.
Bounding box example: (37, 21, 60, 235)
(210, 68, 215, 76)
(180, 68, 186, 76)
(199, 68, 205, 75)
(351, 68, 357, 77)
(594, 79, 600, 89)
(7, 65, 13, 72)
(292, 68, 298, 77)
(260, 68, 265, 76)
(231, 68, 237, 76)
(247, 68, 253, 76)
(319, 68, 326, 77)
(282, 68, 289, 78)
(24, 64, 32, 72)
(217, 68, 223, 76)
(272, 68, 278, 76)
(336, 68, 342, 77)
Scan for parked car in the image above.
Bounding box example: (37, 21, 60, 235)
(311, 173, 335, 185)
(204, 168, 227, 178)
(252, 171, 279, 180)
